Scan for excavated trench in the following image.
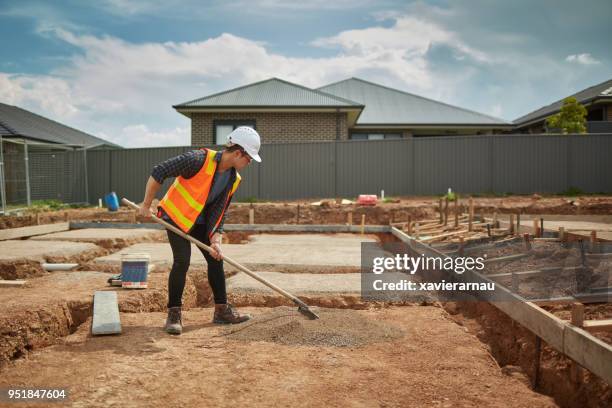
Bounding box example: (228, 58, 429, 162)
(418, 238, 612, 408)
(0, 229, 610, 407)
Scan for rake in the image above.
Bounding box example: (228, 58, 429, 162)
(122, 198, 319, 320)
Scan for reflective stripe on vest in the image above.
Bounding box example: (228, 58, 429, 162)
(211, 172, 241, 239)
(160, 149, 240, 233)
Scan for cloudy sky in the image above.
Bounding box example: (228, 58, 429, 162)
(1, 0, 610, 147)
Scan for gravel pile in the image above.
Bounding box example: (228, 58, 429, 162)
(222, 307, 403, 347)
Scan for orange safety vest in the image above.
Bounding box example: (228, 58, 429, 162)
(159, 149, 241, 236)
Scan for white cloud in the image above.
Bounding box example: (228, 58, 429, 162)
(310, 15, 492, 91)
(3, 7, 600, 146)
(0, 73, 80, 117)
(0, 13, 505, 147)
(565, 53, 600, 65)
(5, 16, 491, 140)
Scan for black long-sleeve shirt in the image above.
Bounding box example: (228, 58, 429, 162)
(151, 149, 235, 234)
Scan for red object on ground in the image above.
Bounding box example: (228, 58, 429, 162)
(357, 195, 378, 206)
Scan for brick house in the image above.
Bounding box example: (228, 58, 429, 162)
(173, 77, 512, 145)
(514, 78, 612, 134)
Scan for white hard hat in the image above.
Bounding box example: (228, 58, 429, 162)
(227, 126, 262, 162)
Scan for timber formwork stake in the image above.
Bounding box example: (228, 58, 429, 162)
(454, 196, 459, 228)
(533, 336, 542, 390)
(468, 197, 474, 232)
(523, 233, 532, 251)
(444, 198, 449, 226)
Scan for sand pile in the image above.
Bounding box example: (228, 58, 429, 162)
(222, 307, 403, 347)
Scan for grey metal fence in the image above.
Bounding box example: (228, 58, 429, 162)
(1, 139, 28, 208)
(85, 133, 612, 203)
(1, 133, 611, 211)
(28, 148, 88, 204)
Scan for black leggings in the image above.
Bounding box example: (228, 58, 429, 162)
(166, 223, 226, 308)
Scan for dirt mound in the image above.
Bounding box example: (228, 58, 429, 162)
(222, 307, 403, 347)
(0, 259, 45, 279)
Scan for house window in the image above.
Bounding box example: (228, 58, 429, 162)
(587, 108, 604, 121)
(350, 133, 402, 140)
(213, 120, 256, 145)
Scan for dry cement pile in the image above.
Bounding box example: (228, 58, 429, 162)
(222, 307, 403, 347)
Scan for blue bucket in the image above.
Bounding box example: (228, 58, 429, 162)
(104, 192, 119, 212)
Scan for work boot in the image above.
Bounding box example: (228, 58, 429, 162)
(213, 303, 251, 324)
(165, 306, 182, 335)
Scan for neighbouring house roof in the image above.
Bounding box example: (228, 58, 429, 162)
(317, 77, 511, 128)
(514, 78, 612, 126)
(0, 103, 121, 148)
(174, 77, 364, 110)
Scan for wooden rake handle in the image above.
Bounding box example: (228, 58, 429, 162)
(122, 198, 318, 317)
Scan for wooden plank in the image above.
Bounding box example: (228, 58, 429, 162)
(564, 325, 612, 385)
(494, 299, 566, 352)
(483, 252, 529, 264)
(586, 252, 612, 259)
(533, 292, 612, 305)
(488, 266, 579, 279)
(420, 229, 469, 243)
(70, 222, 164, 230)
(571, 303, 584, 327)
(70, 222, 394, 233)
(0, 280, 26, 287)
(230, 224, 392, 233)
(583, 319, 612, 332)
(418, 222, 445, 231)
(0, 222, 69, 240)
(92, 291, 121, 335)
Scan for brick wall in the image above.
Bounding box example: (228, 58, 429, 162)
(191, 111, 348, 145)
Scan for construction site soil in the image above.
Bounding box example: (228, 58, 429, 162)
(2, 195, 612, 229)
(445, 301, 612, 408)
(1, 205, 611, 407)
(0, 270, 207, 368)
(0, 306, 558, 408)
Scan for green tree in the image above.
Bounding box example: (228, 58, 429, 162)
(546, 97, 587, 134)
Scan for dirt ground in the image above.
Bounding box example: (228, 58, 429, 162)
(0, 214, 610, 407)
(445, 302, 612, 408)
(0, 270, 207, 368)
(0, 306, 557, 408)
(2, 195, 612, 230)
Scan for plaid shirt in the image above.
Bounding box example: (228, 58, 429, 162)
(152, 149, 236, 235)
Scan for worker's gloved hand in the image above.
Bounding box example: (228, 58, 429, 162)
(139, 202, 153, 218)
(210, 233, 223, 260)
